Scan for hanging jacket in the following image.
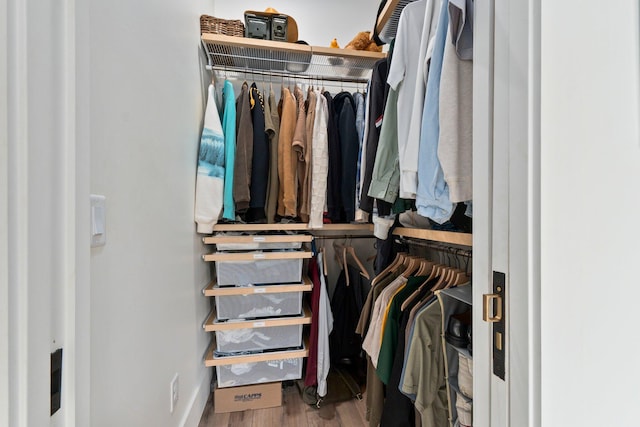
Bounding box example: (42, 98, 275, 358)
(264, 86, 280, 223)
(246, 83, 268, 222)
(334, 91, 360, 223)
(194, 84, 225, 233)
(222, 80, 236, 220)
(323, 92, 342, 223)
(234, 82, 253, 214)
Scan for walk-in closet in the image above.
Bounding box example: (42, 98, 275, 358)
(5, 0, 640, 426)
(195, 1, 476, 425)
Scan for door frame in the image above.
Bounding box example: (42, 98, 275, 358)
(473, 0, 541, 426)
(4, 0, 91, 425)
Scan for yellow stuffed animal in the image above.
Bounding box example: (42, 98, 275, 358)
(344, 31, 382, 52)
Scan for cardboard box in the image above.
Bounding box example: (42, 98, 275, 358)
(214, 382, 282, 413)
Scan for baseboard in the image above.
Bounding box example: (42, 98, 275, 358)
(180, 370, 212, 427)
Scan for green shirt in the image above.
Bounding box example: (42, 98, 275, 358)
(376, 276, 426, 384)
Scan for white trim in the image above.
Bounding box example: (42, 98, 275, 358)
(179, 371, 211, 427)
(472, 0, 495, 426)
(62, 0, 78, 425)
(73, 0, 92, 423)
(527, 0, 541, 425)
(7, 0, 29, 424)
(502, 0, 541, 425)
(0, 0, 10, 422)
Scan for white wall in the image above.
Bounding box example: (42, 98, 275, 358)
(88, 1, 215, 426)
(540, 0, 640, 425)
(210, 0, 379, 48)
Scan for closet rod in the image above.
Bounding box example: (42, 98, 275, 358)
(395, 237, 472, 258)
(313, 235, 374, 240)
(208, 66, 370, 84)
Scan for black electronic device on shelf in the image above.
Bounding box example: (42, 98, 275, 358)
(244, 13, 289, 41)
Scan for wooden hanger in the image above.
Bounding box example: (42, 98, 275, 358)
(370, 252, 405, 287)
(332, 241, 371, 282)
(401, 256, 420, 278)
(346, 246, 371, 280)
(319, 242, 329, 278)
(400, 258, 436, 311)
(415, 258, 434, 277)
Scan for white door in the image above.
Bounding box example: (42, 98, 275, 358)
(474, 0, 541, 426)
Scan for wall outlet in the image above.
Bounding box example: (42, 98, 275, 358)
(170, 374, 179, 413)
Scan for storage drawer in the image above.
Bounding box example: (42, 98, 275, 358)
(205, 252, 311, 286)
(204, 232, 312, 251)
(216, 356, 304, 388)
(214, 323, 303, 354)
(216, 291, 302, 319)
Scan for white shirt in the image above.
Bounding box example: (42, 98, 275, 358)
(316, 252, 334, 397)
(309, 90, 329, 229)
(387, 0, 442, 199)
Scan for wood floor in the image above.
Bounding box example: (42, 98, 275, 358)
(198, 383, 368, 427)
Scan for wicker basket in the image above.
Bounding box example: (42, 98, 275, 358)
(200, 15, 245, 37)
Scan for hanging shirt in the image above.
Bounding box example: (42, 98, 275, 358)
(222, 80, 236, 221)
(367, 88, 400, 204)
(360, 58, 390, 214)
(387, 0, 441, 199)
(233, 82, 254, 214)
(376, 276, 425, 384)
(439, 8, 473, 203)
(293, 86, 307, 219)
(278, 87, 297, 217)
(416, 2, 456, 223)
(362, 275, 407, 367)
(264, 86, 280, 223)
(300, 89, 316, 223)
(304, 257, 322, 388)
(449, 0, 474, 60)
(194, 84, 225, 233)
(353, 91, 367, 222)
(309, 90, 329, 229)
(355, 86, 370, 223)
(316, 251, 334, 397)
(400, 300, 449, 427)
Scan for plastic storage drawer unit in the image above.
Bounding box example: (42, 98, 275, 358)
(215, 290, 303, 320)
(216, 257, 303, 286)
(214, 324, 303, 354)
(216, 356, 304, 388)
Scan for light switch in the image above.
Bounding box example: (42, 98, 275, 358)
(90, 194, 106, 247)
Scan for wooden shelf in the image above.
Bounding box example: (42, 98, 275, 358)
(210, 223, 373, 233)
(393, 227, 472, 247)
(201, 33, 385, 83)
(203, 250, 312, 262)
(204, 276, 312, 297)
(204, 305, 312, 332)
(212, 223, 309, 232)
(204, 234, 313, 245)
(205, 336, 309, 367)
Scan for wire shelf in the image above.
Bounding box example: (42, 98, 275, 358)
(201, 34, 385, 83)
